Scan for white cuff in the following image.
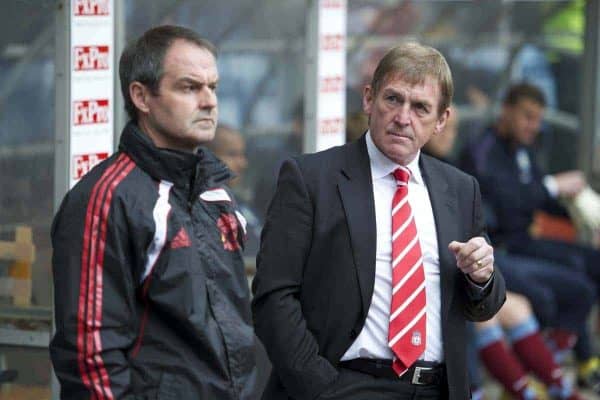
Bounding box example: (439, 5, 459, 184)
(466, 271, 494, 300)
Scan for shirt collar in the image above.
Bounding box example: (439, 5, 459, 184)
(365, 130, 423, 184)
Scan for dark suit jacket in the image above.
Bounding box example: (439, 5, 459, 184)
(458, 126, 568, 246)
(252, 136, 506, 400)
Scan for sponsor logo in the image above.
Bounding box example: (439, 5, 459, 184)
(74, 46, 109, 70)
(72, 152, 109, 179)
(320, 76, 344, 93)
(319, 118, 344, 135)
(73, 99, 110, 125)
(74, 0, 110, 16)
(321, 0, 345, 9)
(321, 34, 344, 51)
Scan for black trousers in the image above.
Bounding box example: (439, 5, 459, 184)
(315, 368, 448, 400)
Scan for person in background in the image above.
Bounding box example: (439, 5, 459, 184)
(208, 124, 262, 255)
(50, 25, 258, 399)
(460, 82, 600, 392)
(346, 110, 369, 143)
(423, 102, 596, 399)
(422, 106, 459, 163)
(253, 42, 505, 400)
(252, 100, 304, 220)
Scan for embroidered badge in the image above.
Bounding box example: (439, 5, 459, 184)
(217, 213, 240, 251)
(411, 331, 422, 346)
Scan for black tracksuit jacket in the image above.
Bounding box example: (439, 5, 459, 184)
(51, 121, 258, 399)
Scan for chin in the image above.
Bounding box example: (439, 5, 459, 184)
(382, 151, 405, 164)
(520, 137, 536, 146)
(193, 131, 216, 144)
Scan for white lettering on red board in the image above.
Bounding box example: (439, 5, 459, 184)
(74, 0, 110, 16)
(72, 152, 109, 179)
(73, 99, 110, 125)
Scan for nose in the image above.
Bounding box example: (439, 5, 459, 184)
(526, 117, 541, 135)
(199, 86, 217, 110)
(393, 103, 410, 126)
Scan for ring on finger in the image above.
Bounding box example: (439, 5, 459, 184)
(476, 259, 484, 268)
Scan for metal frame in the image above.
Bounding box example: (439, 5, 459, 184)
(52, 3, 70, 398)
(54, 0, 70, 215)
(304, 0, 319, 154)
(113, 0, 126, 140)
(580, 0, 600, 185)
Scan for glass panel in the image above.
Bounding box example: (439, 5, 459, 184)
(0, 1, 56, 399)
(125, 0, 307, 262)
(346, 0, 584, 173)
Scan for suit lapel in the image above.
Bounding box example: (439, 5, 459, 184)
(337, 137, 377, 317)
(420, 155, 458, 321)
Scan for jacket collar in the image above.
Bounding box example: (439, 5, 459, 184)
(118, 121, 232, 190)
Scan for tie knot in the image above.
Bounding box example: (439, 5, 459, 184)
(393, 168, 411, 185)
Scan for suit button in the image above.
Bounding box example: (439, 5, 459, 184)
(350, 329, 357, 339)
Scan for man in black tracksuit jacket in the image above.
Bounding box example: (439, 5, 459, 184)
(51, 26, 258, 399)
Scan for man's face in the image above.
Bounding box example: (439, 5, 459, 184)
(214, 131, 248, 187)
(363, 74, 449, 165)
(503, 98, 544, 146)
(141, 39, 219, 152)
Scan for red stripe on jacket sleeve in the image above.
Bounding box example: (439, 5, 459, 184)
(77, 153, 134, 399)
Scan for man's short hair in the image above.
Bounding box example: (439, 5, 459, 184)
(119, 25, 217, 121)
(503, 82, 547, 108)
(370, 42, 453, 115)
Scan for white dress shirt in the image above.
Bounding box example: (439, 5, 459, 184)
(341, 131, 443, 362)
(515, 147, 558, 197)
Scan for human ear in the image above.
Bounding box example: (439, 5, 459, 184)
(129, 81, 151, 114)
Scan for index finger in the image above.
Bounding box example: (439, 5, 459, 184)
(455, 237, 487, 259)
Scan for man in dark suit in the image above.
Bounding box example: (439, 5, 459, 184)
(252, 43, 506, 400)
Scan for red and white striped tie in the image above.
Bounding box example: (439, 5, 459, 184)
(388, 167, 427, 376)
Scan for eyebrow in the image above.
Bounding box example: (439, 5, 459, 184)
(383, 88, 433, 107)
(175, 76, 219, 86)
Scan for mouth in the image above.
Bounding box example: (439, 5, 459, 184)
(388, 131, 413, 141)
(194, 118, 215, 126)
